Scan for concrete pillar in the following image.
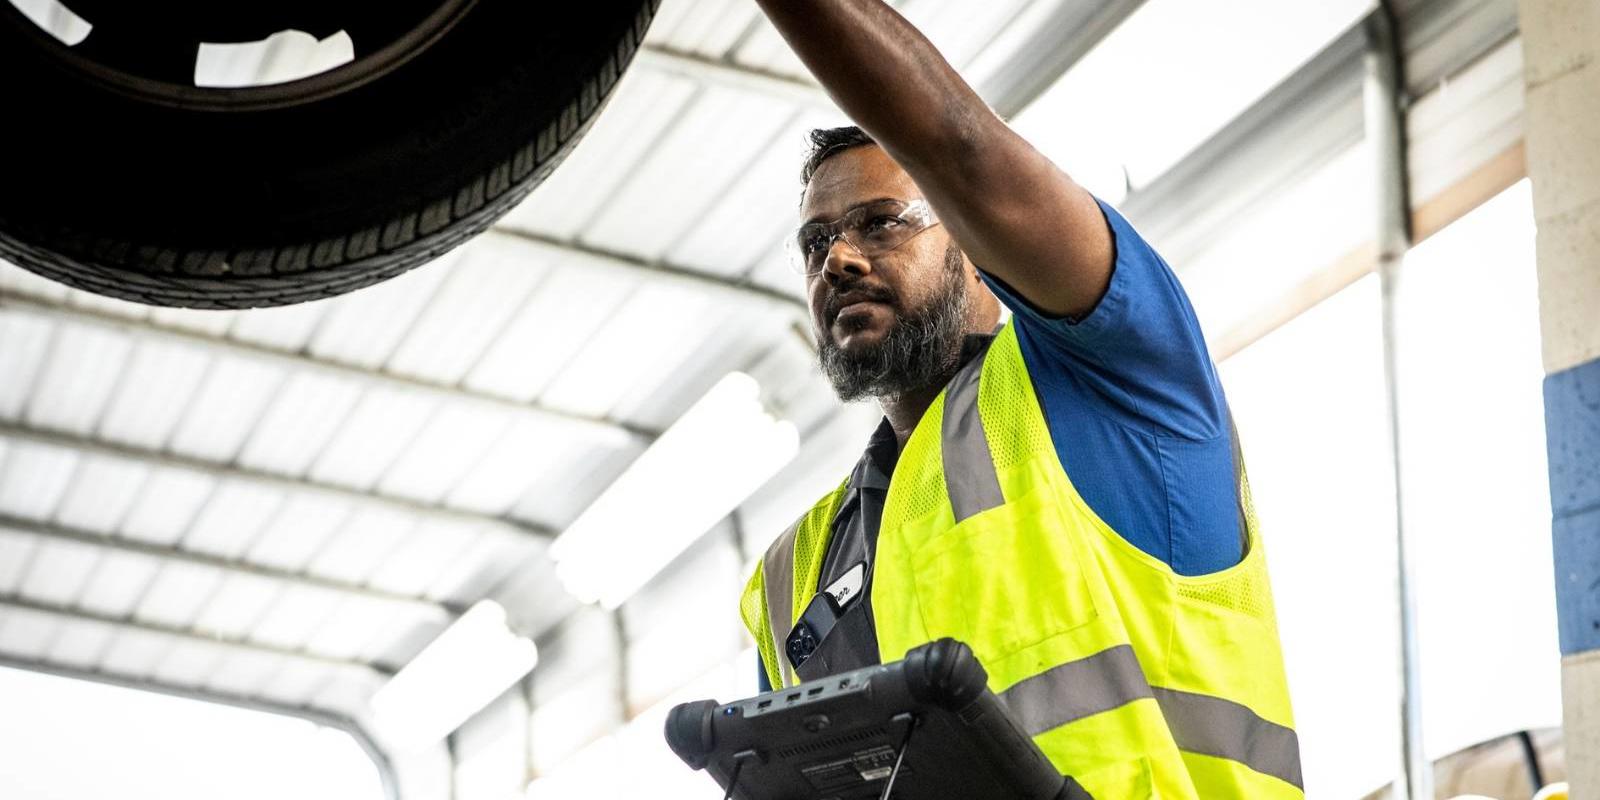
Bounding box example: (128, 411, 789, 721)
(1520, 0, 1600, 796)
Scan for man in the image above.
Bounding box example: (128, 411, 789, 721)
(737, 2, 1301, 798)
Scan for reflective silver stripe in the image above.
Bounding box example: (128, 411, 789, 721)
(941, 348, 1004, 522)
(1000, 646, 1304, 790)
(1152, 687, 1304, 790)
(999, 645, 1154, 735)
(762, 522, 799, 688)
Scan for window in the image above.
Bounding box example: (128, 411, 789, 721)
(0, 667, 384, 800)
(1012, 0, 1370, 202)
(1217, 181, 1558, 798)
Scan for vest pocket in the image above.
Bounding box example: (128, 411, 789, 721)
(908, 487, 1099, 663)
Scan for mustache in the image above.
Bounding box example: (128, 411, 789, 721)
(824, 280, 897, 321)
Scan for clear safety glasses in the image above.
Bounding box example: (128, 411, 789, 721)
(787, 199, 941, 277)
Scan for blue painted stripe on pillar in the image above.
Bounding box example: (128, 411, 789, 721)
(1546, 356, 1600, 655)
(1554, 508, 1600, 655)
(1546, 356, 1600, 516)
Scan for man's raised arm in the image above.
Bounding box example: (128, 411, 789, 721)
(755, 0, 1113, 319)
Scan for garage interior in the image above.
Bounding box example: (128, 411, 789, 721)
(0, 0, 1591, 798)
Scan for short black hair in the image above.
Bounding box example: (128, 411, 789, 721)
(801, 126, 877, 188)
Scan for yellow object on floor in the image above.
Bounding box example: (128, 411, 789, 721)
(1533, 783, 1569, 800)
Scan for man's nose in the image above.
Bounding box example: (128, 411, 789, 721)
(822, 238, 870, 283)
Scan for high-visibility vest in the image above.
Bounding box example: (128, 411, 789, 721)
(739, 321, 1302, 798)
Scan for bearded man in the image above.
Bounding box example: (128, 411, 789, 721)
(736, 2, 1303, 798)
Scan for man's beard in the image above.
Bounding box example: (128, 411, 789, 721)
(818, 243, 971, 403)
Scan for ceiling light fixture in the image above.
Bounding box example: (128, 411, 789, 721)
(371, 599, 538, 752)
(551, 372, 799, 609)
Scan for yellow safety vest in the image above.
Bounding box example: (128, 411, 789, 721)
(740, 321, 1302, 799)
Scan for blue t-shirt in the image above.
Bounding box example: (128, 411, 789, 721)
(978, 198, 1239, 576)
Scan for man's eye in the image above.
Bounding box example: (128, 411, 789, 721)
(800, 232, 830, 254)
(863, 216, 903, 235)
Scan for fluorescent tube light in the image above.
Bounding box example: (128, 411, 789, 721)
(371, 600, 538, 752)
(551, 372, 799, 609)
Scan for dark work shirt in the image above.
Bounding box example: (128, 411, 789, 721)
(757, 336, 993, 691)
(814, 419, 896, 598)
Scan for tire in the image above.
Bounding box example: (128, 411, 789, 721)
(0, 0, 659, 308)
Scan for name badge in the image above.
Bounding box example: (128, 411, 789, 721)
(824, 562, 866, 609)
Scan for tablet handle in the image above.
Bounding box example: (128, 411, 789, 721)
(902, 638, 988, 712)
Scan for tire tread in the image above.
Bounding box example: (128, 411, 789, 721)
(0, 1, 657, 308)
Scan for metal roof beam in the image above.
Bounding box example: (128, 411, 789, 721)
(0, 420, 557, 544)
(0, 238, 806, 446)
(636, 45, 833, 110)
(484, 228, 807, 312)
(0, 290, 657, 441)
(0, 511, 461, 617)
(636, 0, 1148, 121)
(977, 0, 1147, 118)
(0, 654, 401, 800)
(1118, 0, 1518, 269)
(0, 595, 395, 675)
(1120, 19, 1370, 267)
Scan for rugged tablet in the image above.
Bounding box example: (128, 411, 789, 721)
(665, 639, 1086, 800)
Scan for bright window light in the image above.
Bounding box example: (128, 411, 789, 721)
(0, 666, 382, 800)
(1181, 141, 1374, 342)
(1393, 181, 1560, 759)
(551, 372, 799, 609)
(1214, 182, 1556, 798)
(1221, 275, 1395, 800)
(1011, 0, 1369, 200)
(371, 600, 538, 753)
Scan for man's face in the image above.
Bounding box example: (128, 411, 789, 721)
(800, 145, 975, 401)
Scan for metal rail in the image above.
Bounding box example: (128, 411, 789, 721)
(0, 420, 557, 543)
(0, 511, 460, 616)
(1365, 6, 1431, 800)
(0, 594, 396, 674)
(0, 289, 658, 440)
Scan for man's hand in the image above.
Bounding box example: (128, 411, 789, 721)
(754, 0, 1113, 319)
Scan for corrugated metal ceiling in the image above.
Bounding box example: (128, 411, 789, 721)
(0, 0, 1073, 737)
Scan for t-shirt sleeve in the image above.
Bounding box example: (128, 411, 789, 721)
(977, 198, 1226, 440)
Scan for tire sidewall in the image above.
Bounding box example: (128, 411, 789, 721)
(0, 0, 646, 250)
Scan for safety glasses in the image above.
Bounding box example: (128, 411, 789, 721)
(787, 199, 941, 277)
